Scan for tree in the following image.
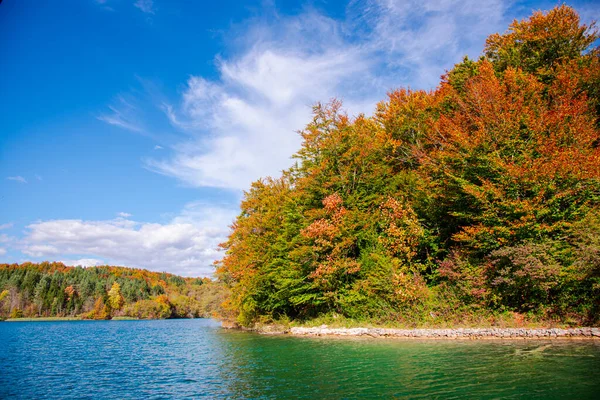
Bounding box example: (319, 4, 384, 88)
(107, 282, 125, 312)
(485, 5, 598, 81)
(91, 297, 109, 320)
(0, 289, 8, 317)
(33, 276, 50, 315)
(217, 5, 600, 327)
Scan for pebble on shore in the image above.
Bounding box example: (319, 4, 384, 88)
(284, 326, 600, 339)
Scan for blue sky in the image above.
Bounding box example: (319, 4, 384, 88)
(1, 0, 598, 276)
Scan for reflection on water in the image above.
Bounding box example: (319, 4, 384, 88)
(0, 319, 599, 399)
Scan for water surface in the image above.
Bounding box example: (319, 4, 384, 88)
(1, 319, 599, 398)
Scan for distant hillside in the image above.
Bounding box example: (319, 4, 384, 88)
(0, 262, 227, 320)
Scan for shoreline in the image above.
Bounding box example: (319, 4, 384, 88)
(2, 317, 84, 322)
(260, 326, 600, 340)
(1, 317, 195, 322)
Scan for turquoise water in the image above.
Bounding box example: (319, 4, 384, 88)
(0, 319, 599, 399)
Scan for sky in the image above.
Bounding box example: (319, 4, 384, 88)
(0, 0, 598, 277)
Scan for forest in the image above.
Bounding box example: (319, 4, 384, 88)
(0, 262, 227, 320)
(216, 6, 600, 328)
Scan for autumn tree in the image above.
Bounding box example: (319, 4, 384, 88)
(91, 297, 109, 320)
(0, 263, 222, 320)
(217, 5, 600, 327)
(107, 282, 125, 312)
(484, 5, 598, 81)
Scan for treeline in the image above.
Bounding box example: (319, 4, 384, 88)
(0, 262, 227, 320)
(217, 6, 600, 327)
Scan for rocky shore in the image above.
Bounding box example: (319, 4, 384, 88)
(286, 326, 600, 339)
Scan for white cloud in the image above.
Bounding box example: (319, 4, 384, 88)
(20, 202, 237, 277)
(0, 233, 13, 257)
(61, 258, 104, 267)
(154, 145, 163, 150)
(7, 176, 27, 184)
(0, 223, 13, 230)
(94, 0, 115, 12)
(25, 244, 60, 256)
(134, 0, 154, 14)
(354, 0, 509, 87)
(134, 0, 513, 191)
(146, 20, 374, 190)
(97, 95, 144, 133)
(117, 212, 132, 218)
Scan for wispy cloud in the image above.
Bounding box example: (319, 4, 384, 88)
(135, 0, 514, 191)
(0, 223, 13, 230)
(94, 0, 115, 12)
(134, 0, 155, 14)
(154, 145, 163, 150)
(357, 0, 508, 87)
(117, 212, 132, 218)
(35, 174, 43, 181)
(6, 176, 27, 184)
(147, 45, 370, 190)
(97, 95, 144, 133)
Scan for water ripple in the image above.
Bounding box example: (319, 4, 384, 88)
(1, 320, 599, 399)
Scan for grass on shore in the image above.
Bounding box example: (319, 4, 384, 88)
(249, 310, 587, 331)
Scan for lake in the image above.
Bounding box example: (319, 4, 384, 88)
(0, 319, 599, 399)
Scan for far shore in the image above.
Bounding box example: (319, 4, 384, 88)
(1, 316, 217, 322)
(250, 325, 600, 340)
(2, 316, 140, 322)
